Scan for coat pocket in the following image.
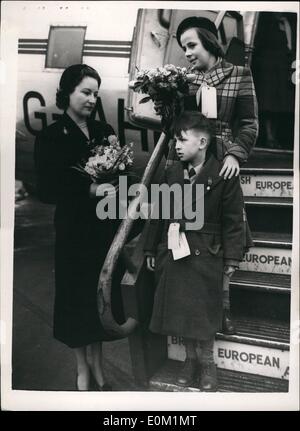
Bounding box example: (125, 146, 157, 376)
(206, 233, 223, 256)
(207, 243, 222, 256)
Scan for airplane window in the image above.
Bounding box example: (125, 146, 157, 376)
(218, 22, 227, 46)
(46, 26, 86, 69)
(219, 14, 239, 49)
(158, 9, 171, 29)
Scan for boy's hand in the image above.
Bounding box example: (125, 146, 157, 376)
(219, 155, 240, 179)
(224, 265, 236, 278)
(146, 256, 156, 272)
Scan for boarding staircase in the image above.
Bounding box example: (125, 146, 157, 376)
(120, 150, 293, 392)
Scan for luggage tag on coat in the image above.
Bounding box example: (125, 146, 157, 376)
(172, 232, 191, 260)
(168, 223, 180, 250)
(201, 85, 217, 119)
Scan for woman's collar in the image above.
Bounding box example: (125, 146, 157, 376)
(65, 110, 88, 127)
(190, 58, 234, 87)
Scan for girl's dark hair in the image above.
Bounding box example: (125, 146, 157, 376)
(174, 111, 216, 153)
(56, 64, 101, 110)
(176, 16, 224, 59)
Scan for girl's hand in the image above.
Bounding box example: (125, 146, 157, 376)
(146, 256, 156, 272)
(219, 155, 240, 179)
(89, 183, 98, 198)
(153, 99, 164, 115)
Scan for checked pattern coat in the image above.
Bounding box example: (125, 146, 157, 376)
(166, 59, 259, 166)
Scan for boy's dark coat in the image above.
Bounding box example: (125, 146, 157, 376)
(144, 154, 245, 340)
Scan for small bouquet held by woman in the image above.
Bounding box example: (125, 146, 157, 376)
(73, 135, 134, 185)
(129, 64, 196, 128)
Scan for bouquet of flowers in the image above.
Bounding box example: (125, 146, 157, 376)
(129, 64, 196, 128)
(73, 134, 134, 183)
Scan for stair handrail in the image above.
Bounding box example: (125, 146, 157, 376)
(97, 131, 170, 338)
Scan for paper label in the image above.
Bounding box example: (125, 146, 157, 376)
(172, 232, 191, 260)
(168, 223, 180, 250)
(201, 86, 217, 119)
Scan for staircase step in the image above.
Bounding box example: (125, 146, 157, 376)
(230, 287, 290, 321)
(240, 173, 293, 198)
(150, 360, 289, 392)
(241, 168, 293, 175)
(168, 318, 289, 381)
(252, 232, 292, 248)
(245, 196, 293, 207)
(242, 151, 293, 170)
(217, 368, 289, 392)
(216, 317, 290, 346)
(240, 232, 292, 274)
(246, 205, 292, 234)
(168, 317, 289, 351)
(230, 270, 290, 294)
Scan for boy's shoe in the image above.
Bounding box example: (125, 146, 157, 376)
(199, 362, 218, 392)
(176, 358, 198, 387)
(222, 309, 236, 335)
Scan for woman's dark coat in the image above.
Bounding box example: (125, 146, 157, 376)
(34, 113, 125, 348)
(144, 154, 245, 341)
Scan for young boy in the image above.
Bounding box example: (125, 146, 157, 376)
(144, 111, 245, 391)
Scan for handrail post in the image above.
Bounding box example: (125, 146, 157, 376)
(97, 132, 170, 338)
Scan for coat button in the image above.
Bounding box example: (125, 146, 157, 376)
(195, 249, 201, 256)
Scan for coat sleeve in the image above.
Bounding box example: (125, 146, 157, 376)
(221, 175, 245, 262)
(225, 66, 259, 164)
(34, 130, 92, 204)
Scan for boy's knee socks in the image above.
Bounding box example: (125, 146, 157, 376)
(184, 337, 197, 359)
(199, 337, 215, 364)
(223, 288, 230, 310)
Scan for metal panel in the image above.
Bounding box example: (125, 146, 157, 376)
(168, 336, 289, 380)
(240, 247, 292, 274)
(241, 174, 293, 198)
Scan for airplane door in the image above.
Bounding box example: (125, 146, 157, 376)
(128, 9, 245, 131)
(127, 9, 171, 130)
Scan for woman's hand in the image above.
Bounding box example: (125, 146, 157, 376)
(219, 155, 240, 179)
(146, 256, 156, 272)
(89, 182, 119, 198)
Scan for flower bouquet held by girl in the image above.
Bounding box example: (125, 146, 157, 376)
(129, 64, 196, 129)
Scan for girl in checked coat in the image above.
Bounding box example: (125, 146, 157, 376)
(154, 16, 257, 335)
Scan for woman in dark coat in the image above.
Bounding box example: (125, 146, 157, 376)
(34, 64, 125, 391)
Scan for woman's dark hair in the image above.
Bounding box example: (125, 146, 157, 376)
(56, 64, 101, 110)
(176, 16, 224, 59)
